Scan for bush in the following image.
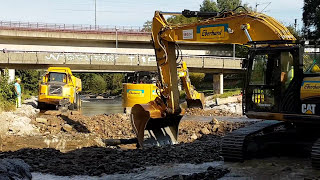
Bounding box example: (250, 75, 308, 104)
(89, 74, 107, 94)
(0, 70, 16, 112)
(16, 69, 39, 96)
(189, 72, 205, 89)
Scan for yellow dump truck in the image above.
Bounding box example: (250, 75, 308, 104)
(38, 67, 82, 110)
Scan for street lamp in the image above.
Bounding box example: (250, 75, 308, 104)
(94, 0, 97, 29)
(116, 28, 119, 48)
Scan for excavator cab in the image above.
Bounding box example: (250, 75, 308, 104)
(244, 42, 303, 117)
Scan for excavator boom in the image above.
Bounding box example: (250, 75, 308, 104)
(131, 8, 296, 147)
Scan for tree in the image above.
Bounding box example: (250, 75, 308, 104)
(200, 0, 250, 12)
(167, 15, 198, 25)
(166, 0, 250, 25)
(142, 20, 152, 32)
(88, 74, 106, 94)
(200, 0, 219, 12)
(303, 0, 320, 39)
(189, 72, 205, 89)
(16, 70, 40, 95)
(286, 25, 301, 40)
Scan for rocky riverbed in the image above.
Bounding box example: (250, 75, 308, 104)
(1, 97, 319, 179)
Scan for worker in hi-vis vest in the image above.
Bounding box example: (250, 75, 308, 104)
(14, 78, 22, 108)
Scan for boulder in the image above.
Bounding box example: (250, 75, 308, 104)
(62, 124, 73, 132)
(35, 118, 48, 124)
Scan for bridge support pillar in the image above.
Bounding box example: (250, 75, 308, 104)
(8, 69, 15, 83)
(213, 73, 223, 94)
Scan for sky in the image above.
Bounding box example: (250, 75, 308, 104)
(0, 0, 304, 29)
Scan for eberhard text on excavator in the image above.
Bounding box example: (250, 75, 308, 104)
(130, 7, 320, 168)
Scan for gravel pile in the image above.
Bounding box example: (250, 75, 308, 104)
(185, 108, 241, 117)
(161, 166, 230, 180)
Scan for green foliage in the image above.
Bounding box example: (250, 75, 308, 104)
(189, 72, 205, 89)
(200, 0, 251, 12)
(167, 16, 198, 25)
(200, 0, 219, 12)
(147, 0, 251, 27)
(16, 69, 39, 96)
(235, 45, 249, 58)
(142, 20, 152, 32)
(286, 25, 301, 40)
(303, 0, 320, 39)
(212, 88, 241, 99)
(74, 73, 124, 95)
(88, 74, 106, 94)
(0, 70, 16, 112)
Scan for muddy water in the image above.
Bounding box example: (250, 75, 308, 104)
(81, 98, 123, 116)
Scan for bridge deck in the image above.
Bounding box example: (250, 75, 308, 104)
(0, 51, 242, 73)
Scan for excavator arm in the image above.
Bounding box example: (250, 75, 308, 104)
(131, 8, 296, 147)
(178, 61, 205, 108)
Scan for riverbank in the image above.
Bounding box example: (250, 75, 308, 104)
(1, 96, 319, 179)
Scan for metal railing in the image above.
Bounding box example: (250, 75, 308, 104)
(0, 20, 149, 34)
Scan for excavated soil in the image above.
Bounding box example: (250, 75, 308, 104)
(186, 108, 241, 117)
(0, 110, 253, 176)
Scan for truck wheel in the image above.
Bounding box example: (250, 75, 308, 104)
(74, 94, 80, 110)
(68, 103, 75, 110)
(38, 102, 47, 110)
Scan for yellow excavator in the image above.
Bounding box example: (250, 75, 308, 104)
(130, 7, 320, 168)
(122, 62, 204, 113)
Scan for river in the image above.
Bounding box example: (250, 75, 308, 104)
(80, 98, 123, 116)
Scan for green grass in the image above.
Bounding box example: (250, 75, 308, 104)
(212, 89, 241, 99)
(0, 96, 16, 112)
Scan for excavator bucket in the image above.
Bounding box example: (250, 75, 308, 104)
(131, 99, 182, 148)
(186, 92, 205, 109)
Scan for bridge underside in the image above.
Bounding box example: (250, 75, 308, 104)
(0, 63, 242, 73)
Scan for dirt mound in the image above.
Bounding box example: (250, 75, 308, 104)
(33, 112, 250, 146)
(186, 108, 241, 117)
(0, 134, 222, 176)
(33, 113, 135, 140)
(0, 115, 253, 176)
(179, 119, 251, 143)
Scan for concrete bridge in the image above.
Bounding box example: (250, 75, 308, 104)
(0, 50, 242, 73)
(0, 20, 242, 94)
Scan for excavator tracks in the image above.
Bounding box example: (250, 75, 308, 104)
(311, 139, 320, 169)
(221, 120, 284, 161)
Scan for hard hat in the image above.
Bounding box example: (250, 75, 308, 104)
(16, 78, 21, 81)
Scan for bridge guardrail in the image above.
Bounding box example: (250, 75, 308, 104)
(0, 20, 149, 34)
(0, 50, 243, 70)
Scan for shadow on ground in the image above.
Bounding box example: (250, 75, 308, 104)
(60, 114, 91, 133)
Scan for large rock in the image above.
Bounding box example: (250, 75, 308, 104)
(0, 159, 32, 180)
(215, 95, 242, 105)
(35, 118, 48, 124)
(62, 124, 73, 132)
(9, 117, 37, 135)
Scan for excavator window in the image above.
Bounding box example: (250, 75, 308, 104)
(247, 52, 282, 112)
(304, 53, 320, 74)
(280, 52, 294, 89)
(250, 55, 267, 85)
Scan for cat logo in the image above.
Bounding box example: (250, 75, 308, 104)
(302, 104, 316, 114)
